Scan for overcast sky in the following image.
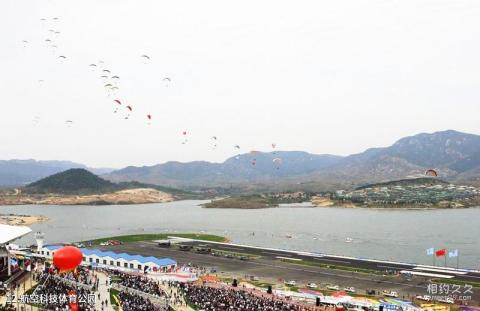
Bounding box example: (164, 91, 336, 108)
(1, 0, 479, 168)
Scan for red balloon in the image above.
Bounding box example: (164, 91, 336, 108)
(53, 246, 83, 273)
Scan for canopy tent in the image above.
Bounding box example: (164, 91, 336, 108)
(0, 224, 31, 245)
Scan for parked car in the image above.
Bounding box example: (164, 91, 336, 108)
(327, 285, 340, 291)
(415, 295, 431, 302)
(307, 283, 317, 289)
(383, 290, 398, 298)
(285, 280, 297, 286)
(344, 287, 356, 293)
(437, 297, 454, 304)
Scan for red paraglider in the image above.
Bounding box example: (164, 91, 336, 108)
(425, 169, 438, 177)
(53, 246, 83, 273)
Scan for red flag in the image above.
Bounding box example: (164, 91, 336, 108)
(435, 249, 446, 257)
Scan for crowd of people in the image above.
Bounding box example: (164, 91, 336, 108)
(113, 270, 164, 297)
(60, 266, 98, 288)
(33, 272, 95, 311)
(118, 290, 166, 311)
(178, 283, 314, 311)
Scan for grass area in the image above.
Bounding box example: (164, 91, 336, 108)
(432, 278, 480, 288)
(83, 233, 227, 245)
(281, 259, 385, 276)
(247, 280, 274, 288)
(110, 288, 120, 307)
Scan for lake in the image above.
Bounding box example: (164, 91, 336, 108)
(1, 201, 479, 269)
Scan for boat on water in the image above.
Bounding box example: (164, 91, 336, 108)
(345, 237, 353, 243)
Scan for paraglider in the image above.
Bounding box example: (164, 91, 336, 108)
(183, 131, 187, 135)
(141, 55, 150, 64)
(425, 169, 438, 177)
(53, 246, 83, 273)
(59, 55, 67, 59)
(104, 83, 113, 88)
(273, 157, 282, 169)
(114, 99, 122, 105)
(111, 75, 120, 79)
(212, 136, 217, 140)
(126, 105, 133, 111)
(272, 143, 276, 149)
(89, 63, 97, 67)
(234, 145, 240, 149)
(102, 69, 110, 73)
(163, 77, 171, 82)
(100, 75, 108, 79)
(147, 114, 152, 120)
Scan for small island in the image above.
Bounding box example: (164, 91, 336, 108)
(203, 192, 312, 209)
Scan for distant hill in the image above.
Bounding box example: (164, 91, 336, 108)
(104, 130, 480, 191)
(25, 169, 117, 194)
(0, 160, 114, 187)
(23, 168, 202, 199)
(104, 151, 343, 189)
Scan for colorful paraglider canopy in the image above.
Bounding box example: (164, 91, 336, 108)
(425, 169, 438, 177)
(52, 246, 83, 273)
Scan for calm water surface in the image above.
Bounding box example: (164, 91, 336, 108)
(1, 201, 479, 269)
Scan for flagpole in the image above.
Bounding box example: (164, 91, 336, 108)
(457, 253, 459, 269)
(444, 254, 447, 267)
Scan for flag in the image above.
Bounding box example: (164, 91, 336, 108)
(436, 249, 446, 257)
(426, 248, 434, 256)
(449, 249, 459, 258)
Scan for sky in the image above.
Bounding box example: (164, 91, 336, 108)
(1, 0, 479, 168)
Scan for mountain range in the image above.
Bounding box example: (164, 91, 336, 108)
(0, 160, 114, 187)
(2, 130, 480, 191)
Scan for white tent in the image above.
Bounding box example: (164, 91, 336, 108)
(0, 224, 32, 277)
(0, 224, 32, 245)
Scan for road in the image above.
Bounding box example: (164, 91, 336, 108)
(98, 240, 480, 304)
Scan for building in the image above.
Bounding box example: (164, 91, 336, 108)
(41, 245, 177, 273)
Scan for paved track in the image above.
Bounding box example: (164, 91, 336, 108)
(98, 240, 479, 304)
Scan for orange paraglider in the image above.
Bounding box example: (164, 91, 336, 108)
(425, 169, 438, 177)
(53, 246, 83, 273)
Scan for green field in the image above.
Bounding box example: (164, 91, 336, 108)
(83, 233, 227, 245)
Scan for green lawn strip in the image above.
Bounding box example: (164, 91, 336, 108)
(432, 278, 480, 288)
(280, 259, 385, 276)
(246, 280, 274, 288)
(83, 233, 227, 245)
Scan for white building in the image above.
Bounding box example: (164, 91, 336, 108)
(41, 245, 177, 273)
